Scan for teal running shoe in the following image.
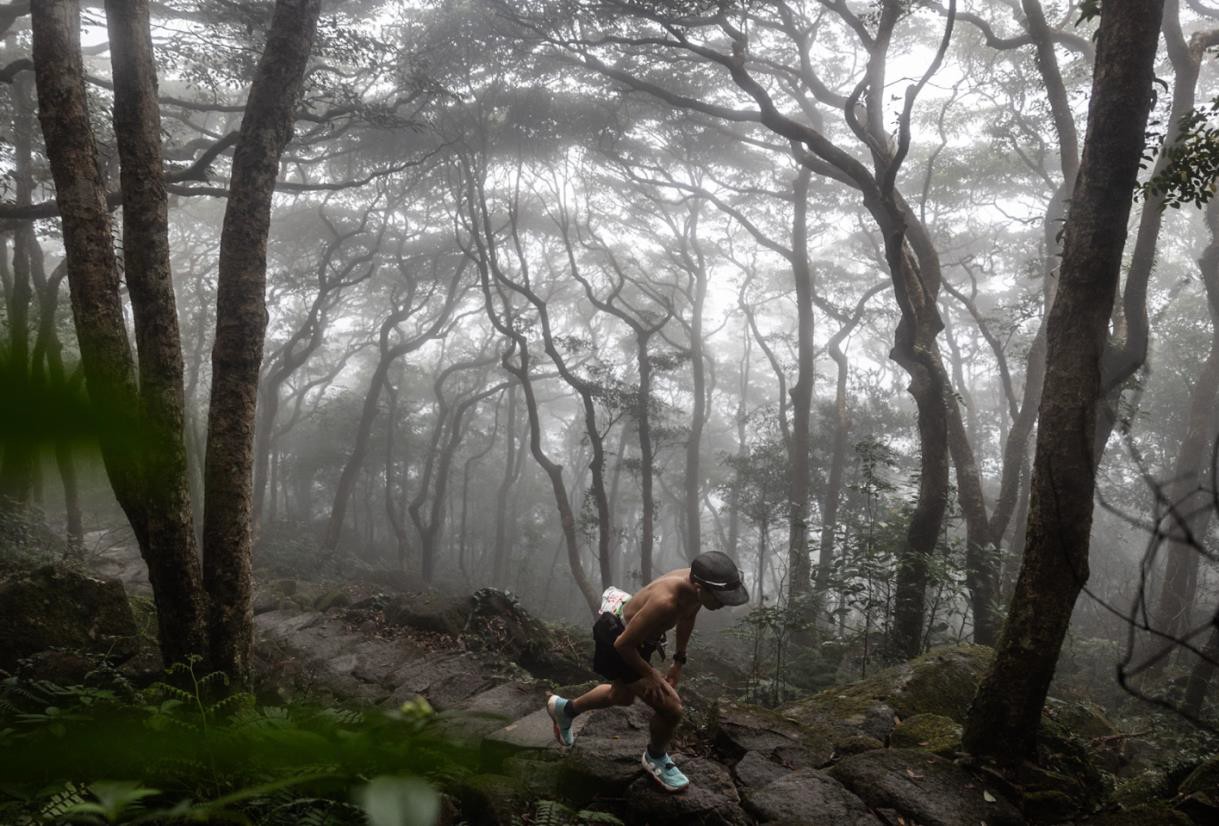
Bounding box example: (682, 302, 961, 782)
(546, 695, 575, 747)
(641, 750, 689, 793)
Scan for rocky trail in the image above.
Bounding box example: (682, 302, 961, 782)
(3, 556, 1216, 826)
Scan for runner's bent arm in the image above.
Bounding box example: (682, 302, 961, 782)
(615, 598, 677, 696)
(666, 610, 695, 686)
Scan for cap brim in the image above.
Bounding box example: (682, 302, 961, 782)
(713, 584, 750, 607)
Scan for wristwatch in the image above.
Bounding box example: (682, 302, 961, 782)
(673, 652, 688, 665)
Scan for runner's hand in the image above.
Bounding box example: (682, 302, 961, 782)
(639, 671, 677, 705)
(665, 663, 682, 687)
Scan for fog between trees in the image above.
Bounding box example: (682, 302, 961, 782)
(1, 0, 1217, 759)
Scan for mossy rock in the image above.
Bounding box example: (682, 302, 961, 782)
(1044, 697, 1117, 739)
(895, 644, 995, 720)
(832, 734, 884, 757)
(1178, 754, 1219, 798)
(1113, 769, 1172, 808)
(0, 564, 138, 669)
(1033, 716, 1109, 812)
(889, 713, 962, 755)
(783, 644, 994, 734)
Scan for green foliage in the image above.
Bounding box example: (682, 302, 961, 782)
(0, 659, 473, 825)
(1141, 97, 1219, 210)
(725, 596, 814, 706)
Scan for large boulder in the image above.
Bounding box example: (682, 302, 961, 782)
(828, 748, 1023, 826)
(557, 703, 655, 799)
(1175, 755, 1219, 825)
(889, 713, 963, 756)
(384, 590, 474, 636)
(381, 588, 594, 685)
(785, 644, 993, 732)
(462, 589, 594, 684)
(0, 564, 138, 669)
(624, 757, 752, 826)
(744, 767, 883, 825)
(714, 699, 833, 769)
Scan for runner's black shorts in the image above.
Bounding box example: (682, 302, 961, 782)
(592, 611, 657, 683)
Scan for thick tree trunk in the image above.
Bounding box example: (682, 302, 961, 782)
(963, 0, 1165, 761)
(106, 0, 210, 668)
(203, 0, 321, 687)
(33, 0, 209, 667)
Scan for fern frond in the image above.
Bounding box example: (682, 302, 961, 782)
(38, 781, 86, 819)
(535, 798, 574, 826)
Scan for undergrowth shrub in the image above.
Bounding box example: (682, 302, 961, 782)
(0, 657, 472, 824)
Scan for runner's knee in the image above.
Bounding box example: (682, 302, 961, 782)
(609, 684, 633, 706)
(656, 696, 682, 721)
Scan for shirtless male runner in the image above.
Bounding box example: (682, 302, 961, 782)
(545, 551, 749, 792)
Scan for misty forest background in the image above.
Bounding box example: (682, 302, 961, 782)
(2, 0, 1219, 791)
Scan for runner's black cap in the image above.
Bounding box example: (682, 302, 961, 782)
(691, 551, 749, 606)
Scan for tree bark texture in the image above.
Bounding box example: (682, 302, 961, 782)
(106, 0, 210, 668)
(32, 0, 209, 666)
(963, 0, 1165, 761)
(203, 0, 321, 687)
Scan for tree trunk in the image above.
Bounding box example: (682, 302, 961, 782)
(325, 355, 393, 551)
(1, 69, 35, 506)
(493, 382, 519, 584)
(787, 168, 814, 603)
(728, 334, 749, 564)
(963, 0, 1165, 761)
(636, 330, 657, 583)
(1182, 619, 1219, 718)
(1147, 197, 1219, 663)
(1095, 0, 1202, 458)
(29, 245, 84, 554)
(33, 0, 209, 667)
(106, 0, 210, 668)
(684, 211, 709, 561)
(815, 283, 886, 600)
(945, 384, 1001, 645)
(203, 0, 321, 687)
